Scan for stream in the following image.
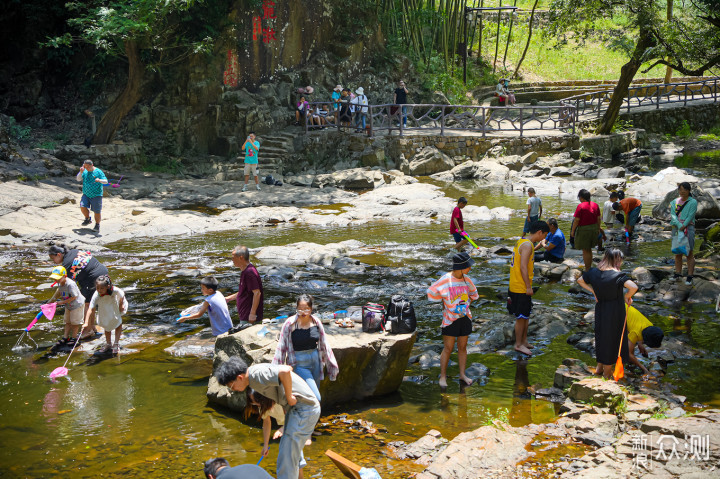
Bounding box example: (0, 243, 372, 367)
(0, 150, 719, 478)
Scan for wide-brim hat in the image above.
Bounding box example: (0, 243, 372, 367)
(334, 85, 342, 92)
(355, 87, 364, 95)
(452, 252, 474, 270)
(49, 265, 67, 280)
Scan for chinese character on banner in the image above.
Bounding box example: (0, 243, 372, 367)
(262, 0, 276, 20)
(252, 15, 262, 41)
(262, 28, 277, 44)
(223, 50, 239, 87)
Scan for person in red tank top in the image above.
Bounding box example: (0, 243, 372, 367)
(450, 197, 468, 250)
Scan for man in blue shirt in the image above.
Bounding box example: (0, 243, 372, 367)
(241, 132, 260, 192)
(76, 160, 107, 233)
(534, 217, 566, 263)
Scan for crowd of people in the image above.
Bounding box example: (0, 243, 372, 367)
(48, 161, 697, 479)
(293, 81, 411, 132)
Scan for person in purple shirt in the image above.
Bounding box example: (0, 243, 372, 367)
(225, 245, 264, 323)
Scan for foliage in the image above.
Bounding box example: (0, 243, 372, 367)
(7, 117, 31, 141)
(44, 1, 217, 71)
(675, 120, 693, 138)
(141, 156, 184, 175)
(697, 124, 720, 141)
(611, 118, 634, 133)
(37, 141, 58, 150)
(480, 407, 510, 428)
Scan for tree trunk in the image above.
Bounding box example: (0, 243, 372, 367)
(664, 0, 673, 84)
(595, 29, 654, 135)
(511, 0, 538, 80)
(92, 40, 144, 145)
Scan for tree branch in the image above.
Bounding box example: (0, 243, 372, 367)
(642, 54, 720, 76)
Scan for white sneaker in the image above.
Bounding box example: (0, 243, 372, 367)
(242, 184, 247, 192)
(256, 184, 261, 190)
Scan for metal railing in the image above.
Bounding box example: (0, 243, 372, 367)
(561, 77, 720, 122)
(304, 102, 576, 137)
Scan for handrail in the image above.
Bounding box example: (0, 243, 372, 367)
(561, 77, 720, 122)
(304, 102, 576, 137)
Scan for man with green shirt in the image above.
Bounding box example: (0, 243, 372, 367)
(76, 160, 107, 233)
(241, 132, 260, 192)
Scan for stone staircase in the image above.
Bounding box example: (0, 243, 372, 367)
(209, 129, 299, 181)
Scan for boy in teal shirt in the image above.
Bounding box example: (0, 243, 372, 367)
(241, 132, 260, 191)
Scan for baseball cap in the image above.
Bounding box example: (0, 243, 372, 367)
(49, 266, 67, 280)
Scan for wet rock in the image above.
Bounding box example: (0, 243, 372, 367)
(414, 423, 542, 479)
(256, 265, 295, 280)
(568, 378, 627, 411)
(652, 183, 720, 222)
(464, 362, 490, 380)
(164, 330, 215, 358)
(255, 240, 363, 265)
(554, 358, 594, 390)
(631, 266, 657, 289)
(331, 256, 367, 275)
(533, 387, 565, 403)
(209, 323, 417, 408)
(387, 429, 449, 465)
(596, 166, 625, 179)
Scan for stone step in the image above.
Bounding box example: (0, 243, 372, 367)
(260, 146, 290, 155)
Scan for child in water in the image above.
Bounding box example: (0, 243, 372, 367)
(48, 266, 85, 347)
(177, 276, 233, 336)
(84, 275, 127, 355)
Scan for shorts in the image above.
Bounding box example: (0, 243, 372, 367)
(452, 232, 464, 243)
(80, 194, 102, 213)
(523, 215, 539, 234)
(441, 316, 472, 337)
(244, 163, 258, 176)
(627, 205, 642, 227)
(65, 307, 84, 326)
(574, 223, 599, 250)
(534, 251, 563, 264)
(507, 291, 532, 319)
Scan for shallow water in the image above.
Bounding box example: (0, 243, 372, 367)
(1, 163, 720, 477)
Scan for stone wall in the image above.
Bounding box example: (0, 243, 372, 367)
(618, 102, 720, 134)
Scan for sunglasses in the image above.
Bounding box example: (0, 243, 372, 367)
(296, 308, 311, 314)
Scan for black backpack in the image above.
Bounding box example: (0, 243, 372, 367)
(385, 295, 416, 334)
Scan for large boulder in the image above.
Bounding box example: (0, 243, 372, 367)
(652, 185, 720, 222)
(406, 146, 455, 176)
(207, 323, 417, 409)
(568, 377, 627, 412)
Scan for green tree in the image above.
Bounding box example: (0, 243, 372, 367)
(549, 0, 720, 134)
(45, 0, 219, 144)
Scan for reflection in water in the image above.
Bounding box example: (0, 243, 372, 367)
(509, 360, 532, 427)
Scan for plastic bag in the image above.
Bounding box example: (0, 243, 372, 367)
(359, 467, 382, 479)
(671, 230, 690, 256)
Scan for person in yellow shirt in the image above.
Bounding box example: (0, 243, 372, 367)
(508, 220, 549, 356)
(626, 304, 664, 375)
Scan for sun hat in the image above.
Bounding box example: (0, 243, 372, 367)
(642, 326, 664, 348)
(334, 85, 342, 92)
(49, 265, 67, 280)
(355, 87, 365, 95)
(452, 252, 474, 271)
(305, 86, 314, 94)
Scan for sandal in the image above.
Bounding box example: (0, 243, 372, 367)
(100, 343, 112, 354)
(112, 342, 120, 355)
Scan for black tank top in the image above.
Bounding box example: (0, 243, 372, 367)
(291, 326, 319, 351)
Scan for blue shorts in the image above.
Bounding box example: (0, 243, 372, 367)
(523, 215, 539, 234)
(452, 232, 464, 243)
(627, 205, 642, 227)
(80, 194, 102, 213)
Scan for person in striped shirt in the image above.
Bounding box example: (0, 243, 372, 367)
(427, 252, 480, 388)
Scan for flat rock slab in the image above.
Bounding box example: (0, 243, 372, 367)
(208, 323, 416, 409)
(569, 377, 627, 411)
(164, 330, 216, 358)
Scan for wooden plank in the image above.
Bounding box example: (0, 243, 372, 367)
(325, 449, 362, 479)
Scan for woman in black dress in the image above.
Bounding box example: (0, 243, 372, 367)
(48, 244, 109, 339)
(577, 248, 638, 379)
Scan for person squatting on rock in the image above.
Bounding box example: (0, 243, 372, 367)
(76, 159, 107, 233)
(273, 294, 339, 402)
(576, 248, 638, 380)
(49, 244, 109, 340)
(203, 457, 273, 479)
(533, 217, 566, 264)
(225, 245, 264, 324)
(241, 133, 261, 191)
(670, 182, 698, 285)
(508, 221, 550, 356)
(427, 252, 480, 388)
(84, 274, 127, 355)
(450, 197, 469, 251)
(215, 356, 321, 479)
(611, 192, 642, 240)
(522, 187, 542, 238)
(625, 305, 664, 375)
(570, 189, 605, 271)
(47, 265, 85, 348)
(177, 276, 233, 336)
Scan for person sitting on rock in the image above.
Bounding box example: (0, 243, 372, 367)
(611, 192, 642, 241)
(177, 276, 233, 336)
(427, 252, 480, 387)
(294, 96, 309, 126)
(533, 218, 565, 264)
(625, 304, 663, 375)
